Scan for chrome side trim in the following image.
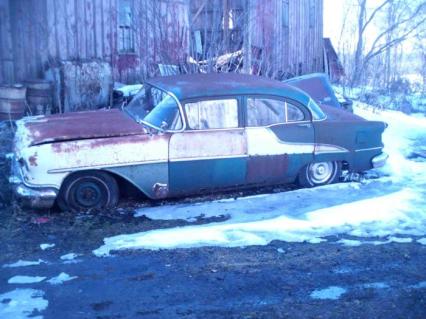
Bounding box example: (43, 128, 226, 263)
(47, 159, 168, 174)
(355, 147, 383, 152)
(170, 154, 248, 162)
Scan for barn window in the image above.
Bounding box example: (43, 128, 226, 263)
(118, 0, 135, 53)
(309, 0, 315, 28)
(282, 0, 289, 28)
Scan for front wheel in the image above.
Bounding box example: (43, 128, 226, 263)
(298, 161, 341, 188)
(57, 171, 119, 212)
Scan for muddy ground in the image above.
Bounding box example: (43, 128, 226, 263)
(0, 122, 425, 319)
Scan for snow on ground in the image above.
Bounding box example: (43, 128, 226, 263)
(0, 289, 48, 319)
(47, 273, 78, 285)
(39, 243, 55, 251)
(3, 260, 46, 268)
(59, 253, 80, 261)
(94, 104, 426, 256)
(8, 276, 46, 284)
(310, 286, 347, 300)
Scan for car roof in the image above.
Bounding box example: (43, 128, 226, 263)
(146, 73, 311, 105)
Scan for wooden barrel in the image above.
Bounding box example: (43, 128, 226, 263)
(25, 79, 52, 115)
(0, 85, 26, 121)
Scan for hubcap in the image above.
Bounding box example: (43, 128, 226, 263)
(75, 181, 102, 207)
(308, 162, 335, 184)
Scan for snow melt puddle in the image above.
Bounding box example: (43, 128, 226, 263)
(8, 276, 46, 284)
(47, 272, 78, 285)
(310, 286, 347, 300)
(0, 289, 48, 319)
(94, 107, 426, 255)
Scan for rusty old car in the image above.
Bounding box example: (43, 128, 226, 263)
(9, 73, 388, 211)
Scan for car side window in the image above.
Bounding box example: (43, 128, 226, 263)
(247, 98, 285, 126)
(286, 102, 305, 122)
(185, 99, 238, 130)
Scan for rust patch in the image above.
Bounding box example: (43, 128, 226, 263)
(25, 109, 144, 146)
(28, 152, 38, 166)
(246, 155, 289, 184)
(152, 183, 169, 199)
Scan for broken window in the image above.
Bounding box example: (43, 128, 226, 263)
(185, 99, 238, 130)
(118, 0, 135, 53)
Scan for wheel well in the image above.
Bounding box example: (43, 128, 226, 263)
(100, 170, 147, 199)
(342, 160, 350, 171)
(60, 170, 146, 200)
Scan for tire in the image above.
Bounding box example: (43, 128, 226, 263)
(57, 171, 119, 212)
(298, 161, 341, 188)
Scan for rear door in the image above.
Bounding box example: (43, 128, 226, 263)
(244, 96, 315, 184)
(168, 97, 247, 195)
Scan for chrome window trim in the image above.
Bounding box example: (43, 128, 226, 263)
(134, 82, 187, 133)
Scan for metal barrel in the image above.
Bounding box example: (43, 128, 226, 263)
(25, 79, 53, 115)
(0, 85, 26, 121)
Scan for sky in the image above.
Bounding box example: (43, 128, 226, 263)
(323, 0, 345, 44)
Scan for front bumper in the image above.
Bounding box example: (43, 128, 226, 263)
(13, 183, 58, 209)
(9, 154, 58, 209)
(372, 152, 389, 168)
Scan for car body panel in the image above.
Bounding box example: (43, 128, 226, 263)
(10, 73, 387, 209)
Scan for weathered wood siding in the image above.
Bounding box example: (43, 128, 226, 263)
(1, 0, 322, 85)
(0, 0, 14, 83)
(250, 0, 323, 76)
(4, 0, 189, 84)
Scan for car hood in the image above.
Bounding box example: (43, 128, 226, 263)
(16, 109, 145, 147)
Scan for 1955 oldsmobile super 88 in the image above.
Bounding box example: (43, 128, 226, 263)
(9, 73, 388, 211)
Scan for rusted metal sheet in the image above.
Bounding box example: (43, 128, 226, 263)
(246, 154, 289, 184)
(23, 109, 144, 146)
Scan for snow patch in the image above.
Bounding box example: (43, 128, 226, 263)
(361, 282, 390, 289)
(60, 253, 81, 261)
(0, 289, 48, 319)
(417, 238, 426, 245)
(47, 272, 78, 285)
(310, 286, 347, 300)
(409, 281, 426, 289)
(337, 239, 363, 247)
(3, 259, 45, 268)
(8, 276, 46, 284)
(40, 243, 55, 250)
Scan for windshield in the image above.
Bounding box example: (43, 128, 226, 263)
(125, 84, 183, 131)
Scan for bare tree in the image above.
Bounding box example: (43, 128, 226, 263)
(350, 0, 426, 87)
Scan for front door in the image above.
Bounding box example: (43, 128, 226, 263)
(244, 96, 315, 184)
(169, 98, 247, 195)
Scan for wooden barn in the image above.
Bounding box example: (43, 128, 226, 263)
(0, 0, 325, 111)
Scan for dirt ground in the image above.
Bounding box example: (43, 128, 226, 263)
(0, 122, 425, 319)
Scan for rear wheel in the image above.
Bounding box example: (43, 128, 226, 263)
(298, 161, 341, 187)
(57, 171, 119, 212)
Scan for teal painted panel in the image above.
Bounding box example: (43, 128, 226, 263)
(169, 157, 247, 195)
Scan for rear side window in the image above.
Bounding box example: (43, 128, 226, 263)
(247, 98, 285, 126)
(247, 97, 305, 126)
(185, 99, 238, 130)
(286, 102, 305, 122)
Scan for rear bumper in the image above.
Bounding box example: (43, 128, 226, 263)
(371, 152, 389, 168)
(9, 154, 58, 209)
